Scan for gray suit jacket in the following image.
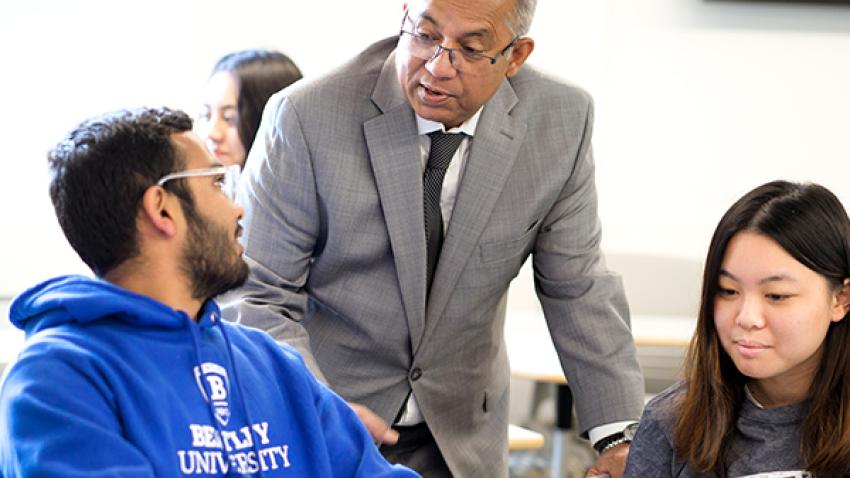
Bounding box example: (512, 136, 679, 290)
(225, 37, 644, 477)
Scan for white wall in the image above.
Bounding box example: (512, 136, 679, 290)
(2, 0, 849, 297)
(589, 0, 850, 260)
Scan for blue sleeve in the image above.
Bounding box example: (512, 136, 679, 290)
(0, 345, 154, 477)
(309, 379, 420, 478)
(267, 340, 419, 478)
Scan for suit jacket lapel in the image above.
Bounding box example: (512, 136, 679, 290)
(420, 79, 527, 346)
(363, 51, 428, 350)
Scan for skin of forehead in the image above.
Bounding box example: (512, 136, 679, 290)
(408, 0, 515, 40)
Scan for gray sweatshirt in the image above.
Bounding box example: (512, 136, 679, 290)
(623, 381, 810, 478)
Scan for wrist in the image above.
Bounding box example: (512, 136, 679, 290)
(594, 434, 629, 455)
(592, 422, 639, 455)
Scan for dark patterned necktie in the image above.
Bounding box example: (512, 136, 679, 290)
(423, 131, 466, 293)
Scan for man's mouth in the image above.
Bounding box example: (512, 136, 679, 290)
(419, 83, 451, 102)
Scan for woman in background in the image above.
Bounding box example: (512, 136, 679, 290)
(198, 49, 302, 168)
(624, 180, 850, 477)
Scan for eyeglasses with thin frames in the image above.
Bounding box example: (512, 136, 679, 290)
(398, 12, 518, 75)
(156, 164, 241, 202)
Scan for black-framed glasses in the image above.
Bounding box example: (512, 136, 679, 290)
(398, 12, 518, 75)
(156, 164, 241, 202)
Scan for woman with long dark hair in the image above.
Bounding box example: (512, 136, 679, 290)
(197, 49, 302, 168)
(625, 180, 850, 477)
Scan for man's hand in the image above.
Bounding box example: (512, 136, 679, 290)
(585, 442, 630, 478)
(348, 402, 399, 446)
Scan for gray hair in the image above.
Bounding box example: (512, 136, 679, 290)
(505, 0, 537, 36)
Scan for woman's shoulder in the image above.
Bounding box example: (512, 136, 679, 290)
(643, 380, 687, 425)
(624, 381, 692, 477)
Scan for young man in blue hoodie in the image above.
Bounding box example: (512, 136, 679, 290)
(0, 107, 418, 478)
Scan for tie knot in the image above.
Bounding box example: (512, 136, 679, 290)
(427, 132, 465, 170)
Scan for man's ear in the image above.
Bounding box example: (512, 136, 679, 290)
(831, 278, 850, 323)
(140, 186, 177, 238)
(505, 37, 535, 78)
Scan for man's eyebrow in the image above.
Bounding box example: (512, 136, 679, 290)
(418, 12, 438, 27)
(461, 30, 489, 40)
(417, 13, 491, 39)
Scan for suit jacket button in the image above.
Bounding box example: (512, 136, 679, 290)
(410, 368, 422, 381)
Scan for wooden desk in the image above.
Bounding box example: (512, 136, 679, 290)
(508, 424, 545, 451)
(506, 311, 695, 477)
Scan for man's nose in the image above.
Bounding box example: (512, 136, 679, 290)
(231, 199, 244, 220)
(425, 46, 458, 79)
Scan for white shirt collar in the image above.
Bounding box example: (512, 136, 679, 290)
(744, 384, 766, 409)
(415, 107, 483, 137)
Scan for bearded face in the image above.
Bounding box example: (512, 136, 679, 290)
(179, 200, 248, 301)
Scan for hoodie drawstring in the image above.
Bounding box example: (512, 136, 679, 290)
(186, 313, 240, 477)
(217, 317, 266, 478)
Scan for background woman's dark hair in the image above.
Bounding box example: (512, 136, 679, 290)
(211, 49, 302, 153)
(674, 180, 850, 476)
(48, 107, 194, 277)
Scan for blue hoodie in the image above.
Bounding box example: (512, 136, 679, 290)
(0, 275, 419, 478)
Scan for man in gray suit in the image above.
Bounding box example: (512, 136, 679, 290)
(225, 0, 644, 476)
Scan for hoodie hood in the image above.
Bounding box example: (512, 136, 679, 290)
(2, 274, 419, 477)
(10, 275, 209, 336)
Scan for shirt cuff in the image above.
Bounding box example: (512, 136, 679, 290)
(589, 420, 638, 447)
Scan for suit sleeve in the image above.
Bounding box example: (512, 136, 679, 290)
(532, 93, 645, 435)
(221, 90, 327, 382)
(0, 352, 155, 477)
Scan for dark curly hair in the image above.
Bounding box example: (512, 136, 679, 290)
(48, 107, 194, 276)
